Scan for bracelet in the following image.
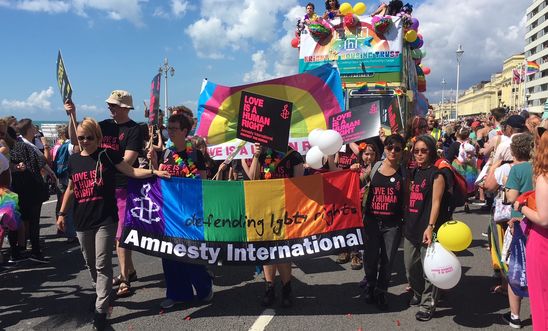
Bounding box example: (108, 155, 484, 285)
(150, 168, 154, 175)
(428, 224, 435, 229)
(57, 211, 67, 217)
(518, 204, 525, 213)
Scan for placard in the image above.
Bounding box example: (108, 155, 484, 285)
(329, 100, 381, 143)
(149, 73, 161, 126)
(56, 50, 72, 103)
(236, 91, 293, 152)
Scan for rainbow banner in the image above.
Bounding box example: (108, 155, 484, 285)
(196, 64, 344, 146)
(120, 170, 363, 265)
(526, 61, 540, 76)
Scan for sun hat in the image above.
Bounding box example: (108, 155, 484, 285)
(105, 90, 134, 109)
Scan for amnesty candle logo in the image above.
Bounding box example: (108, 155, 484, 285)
(130, 184, 160, 225)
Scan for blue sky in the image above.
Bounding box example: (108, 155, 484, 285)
(0, 0, 527, 122)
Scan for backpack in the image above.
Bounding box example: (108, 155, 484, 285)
(435, 158, 467, 207)
(54, 141, 70, 177)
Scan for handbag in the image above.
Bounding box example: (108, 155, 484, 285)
(493, 188, 511, 223)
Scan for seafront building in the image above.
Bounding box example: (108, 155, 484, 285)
(455, 54, 525, 117)
(524, 0, 548, 114)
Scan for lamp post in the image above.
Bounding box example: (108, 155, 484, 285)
(455, 44, 464, 120)
(441, 78, 446, 122)
(159, 57, 175, 123)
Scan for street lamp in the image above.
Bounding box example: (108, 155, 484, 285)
(455, 44, 464, 120)
(441, 78, 446, 121)
(159, 57, 175, 122)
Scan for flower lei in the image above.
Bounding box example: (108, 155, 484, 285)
(166, 141, 200, 179)
(262, 149, 284, 180)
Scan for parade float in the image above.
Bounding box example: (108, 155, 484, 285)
(293, 1, 431, 133)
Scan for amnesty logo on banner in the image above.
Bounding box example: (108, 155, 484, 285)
(56, 50, 72, 103)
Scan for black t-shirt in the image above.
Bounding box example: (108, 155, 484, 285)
(438, 167, 455, 222)
(99, 119, 143, 188)
(68, 149, 123, 231)
(445, 141, 460, 163)
(258, 148, 303, 179)
(365, 167, 404, 223)
(404, 165, 441, 245)
(158, 148, 206, 177)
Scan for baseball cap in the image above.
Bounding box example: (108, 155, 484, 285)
(105, 90, 134, 109)
(471, 121, 481, 129)
(506, 115, 525, 129)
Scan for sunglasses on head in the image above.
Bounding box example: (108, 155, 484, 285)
(77, 135, 95, 141)
(385, 145, 402, 152)
(538, 126, 547, 137)
(413, 148, 429, 155)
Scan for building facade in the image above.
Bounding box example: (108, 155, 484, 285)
(525, 0, 548, 114)
(456, 54, 525, 117)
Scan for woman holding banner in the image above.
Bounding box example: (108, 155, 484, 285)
(56, 118, 170, 331)
(148, 113, 213, 309)
(250, 143, 304, 307)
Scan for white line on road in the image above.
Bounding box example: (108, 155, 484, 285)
(248, 309, 276, 331)
(43, 199, 58, 205)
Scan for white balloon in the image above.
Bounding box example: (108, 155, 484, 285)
(423, 242, 462, 290)
(308, 128, 324, 147)
(306, 146, 325, 169)
(318, 130, 343, 155)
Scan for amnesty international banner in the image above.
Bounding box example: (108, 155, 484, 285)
(120, 170, 363, 265)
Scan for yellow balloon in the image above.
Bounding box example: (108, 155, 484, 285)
(405, 30, 418, 42)
(340, 2, 353, 15)
(353, 2, 367, 15)
(437, 221, 473, 252)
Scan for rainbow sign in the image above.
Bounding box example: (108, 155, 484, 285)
(299, 16, 403, 84)
(120, 171, 363, 265)
(196, 64, 344, 146)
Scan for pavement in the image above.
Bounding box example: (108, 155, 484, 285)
(0, 197, 532, 331)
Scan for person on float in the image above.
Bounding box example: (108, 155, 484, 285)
(249, 143, 304, 307)
(56, 118, 169, 331)
(148, 114, 213, 309)
(354, 134, 405, 310)
(403, 135, 446, 322)
(323, 0, 341, 20)
(515, 125, 548, 331)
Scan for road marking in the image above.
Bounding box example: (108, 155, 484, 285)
(43, 199, 58, 205)
(248, 309, 275, 331)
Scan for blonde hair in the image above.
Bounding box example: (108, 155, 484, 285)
(78, 117, 103, 144)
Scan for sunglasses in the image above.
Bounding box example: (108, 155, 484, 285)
(385, 145, 402, 152)
(413, 148, 429, 155)
(77, 135, 95, 141)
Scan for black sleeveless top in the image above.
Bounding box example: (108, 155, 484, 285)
(404, 165, 440, 245)
(364, 166, 404, 224)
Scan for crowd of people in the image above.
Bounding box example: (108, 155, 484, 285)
(0, 90, 547, 330)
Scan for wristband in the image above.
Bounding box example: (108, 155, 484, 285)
(57, 211, 67, 217)
(150, 168, 154, 175)
(428, 224, 435, 229)
(518, 204, 525, 213)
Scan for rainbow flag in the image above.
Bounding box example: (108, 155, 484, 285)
(120, 171, 363, 265)
(375, 81, 388, 90)
(526, 61, 540, 76)
(196, 64, 344, 145)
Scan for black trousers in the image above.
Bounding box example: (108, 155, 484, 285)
(363, 218, 401, 293)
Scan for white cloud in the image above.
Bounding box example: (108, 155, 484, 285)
(415, 0, 528, 102)
(241, 5, 302, 81)
(243, 50, 274, 83)
(4, 0, 144, 26)
(171, 0, 188, 17)
(186, 0, 299, 59)
(79, 104, 102, 113)
(1, 87, 54, 111)
(15, 0, 69, 13)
